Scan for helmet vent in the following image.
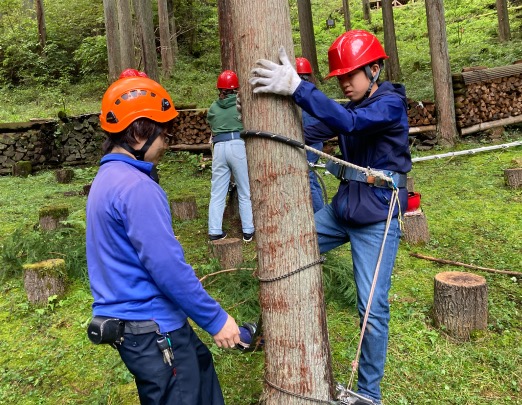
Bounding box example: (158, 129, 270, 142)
(151, 92, 156, 97)
(106, 111, 118, 124)
(161, 99, 171, 111)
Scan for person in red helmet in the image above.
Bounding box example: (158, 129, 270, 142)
(119, 68, 148, 79)
(207, 70, 255, 242)
(296, 57, 324, 212)
(87, 76, 240, 404)
(250, 30, 411, 405)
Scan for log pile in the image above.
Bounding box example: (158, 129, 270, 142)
(407, 99, 437, 127)
(167, 109, 212, 147)
(453, 64, 522, 129)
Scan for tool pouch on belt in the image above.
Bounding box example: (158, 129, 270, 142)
(87, 316, 125, 346)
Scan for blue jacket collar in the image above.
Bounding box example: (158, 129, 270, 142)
(100, 153, 154, 177)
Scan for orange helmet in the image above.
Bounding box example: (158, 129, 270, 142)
(326, 30, 388, 79)
(296, 57, 313, 75)
(216, 70, 239, 89)
(100, 77, 179, 133)
(119, 68, 148, 79)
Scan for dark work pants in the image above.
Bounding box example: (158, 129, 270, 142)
(117, 322, 224, 405)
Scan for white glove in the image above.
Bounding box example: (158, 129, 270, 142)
(236, 91, 242, 121)
(249, 47, 302, 96)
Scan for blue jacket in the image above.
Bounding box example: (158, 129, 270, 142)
(86, 154, 228, 335)
(293, 80, 411, 225)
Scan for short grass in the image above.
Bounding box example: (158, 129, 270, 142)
(1, 128, 521, 404)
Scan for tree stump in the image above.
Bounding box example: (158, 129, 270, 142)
(23, 258, 67, 305)
(170, 195, 198, 220)
(82, 184, 92, 196)
(39, 205, 69, 231)
(12, 161, 32, 177)
(55, 168, 75, 184)
(504, 168, 522, 189)
(407, 176, 415, 193)
(433, 271, 488, 340)
(402, 211, 430, 244)
(209, 238, 243, 269)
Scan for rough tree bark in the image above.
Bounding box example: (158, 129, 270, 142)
(217, 0, 236, 70)
(35, 0, 46, 54)
(229, 1, 334, 403)
(297, 0, 321, 80)
(103, 0, 122, 83)
(425, 0, 458, 146)
(117, 0, 135, 71)
(381, 0, 401, 82)
(342, 0, 352, 31)
(158, 0, 174, 77)
(133, 0, 159, 81)
(496, 0, 511, 43)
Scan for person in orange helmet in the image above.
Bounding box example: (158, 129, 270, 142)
(250, 31, 411, 405)
(87, 75, 240, 404)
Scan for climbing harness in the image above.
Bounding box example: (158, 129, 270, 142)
(240, 130, 402, 405)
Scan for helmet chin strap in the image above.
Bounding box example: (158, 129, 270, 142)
(119, 130, 162, 161)
(363, 63, 382, 99)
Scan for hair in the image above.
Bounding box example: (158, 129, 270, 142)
(102, 118, 173, 155)
(218, 88, 237, 99)
(298, 73, 315, 85)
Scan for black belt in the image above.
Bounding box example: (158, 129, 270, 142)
(212, 131, 242, 143)
(124, 320, 158, 335)
(326, 160, 407, 189)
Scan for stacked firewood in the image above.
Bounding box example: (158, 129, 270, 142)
(168, 109, 212, 145)
(452, 64, 522, 129)
(407, 99, 437, 127)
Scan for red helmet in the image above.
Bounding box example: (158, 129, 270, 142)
(296, 57, 312, 74)
(216, 70, 239, 89)
(326, 30, 388, 79)
(100, 77, 178, 133)
(119, 68, 149, 79)
(406, 192, 421, 212)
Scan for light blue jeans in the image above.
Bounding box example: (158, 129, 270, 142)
(315, 204, 401, 404)
(208, 139, 254, 235)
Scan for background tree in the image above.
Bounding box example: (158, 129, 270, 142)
(342, 0, 352, 31)
(362, 0, 371, 23)
(35, 0, 46, 54)
(133, 0, 159, 81)
(217, 0, 236, 70)
(496, 0, 510, 43)
(381, 0, 401, 82)
(158, 0, 174, 77)
(425, 0, 458, 146)
(228, 0, 334, 403)
(103, 0, 121, 83)
(117, 0, 135, 71)
(166, 0, 179, 66)
(297, 0, 321, 80)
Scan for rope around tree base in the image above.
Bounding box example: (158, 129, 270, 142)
(265, 378, 339, 404)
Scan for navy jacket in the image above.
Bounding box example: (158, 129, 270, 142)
(293, 80, 411, 225)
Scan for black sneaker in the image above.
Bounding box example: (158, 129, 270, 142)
(209, 232, 227, 241)
(242, 232, 255, 242)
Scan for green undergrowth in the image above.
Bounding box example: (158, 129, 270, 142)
(1, 131, 522, 404)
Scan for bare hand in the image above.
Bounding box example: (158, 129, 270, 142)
(213, 315, 240, 349)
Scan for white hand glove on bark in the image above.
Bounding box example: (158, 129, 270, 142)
(249, 47, 302, 96)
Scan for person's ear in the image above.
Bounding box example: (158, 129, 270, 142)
(371, 63, 381, 76)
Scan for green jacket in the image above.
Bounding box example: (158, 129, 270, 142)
(207, 94, 243, 134)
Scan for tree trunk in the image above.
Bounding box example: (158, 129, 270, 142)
(35, 0, 46, 54)
(217, 0, 236, 70)
(117, 0, 135, 71)
(158, 0, 174, 77)
(425, 0, 458, 146)
(381, 0, 400, 82)
(103, 0, 122, 83)
(133, 0, 159, 81)
(229, 1, 334, 403)
(362, 0, 371, 23)
(433, 271, 488, 340)
(166, 0, 179, 66)
(342, 0, 352, 31)
(496, 0, 510, 43)
(297, 0, 321, 80)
